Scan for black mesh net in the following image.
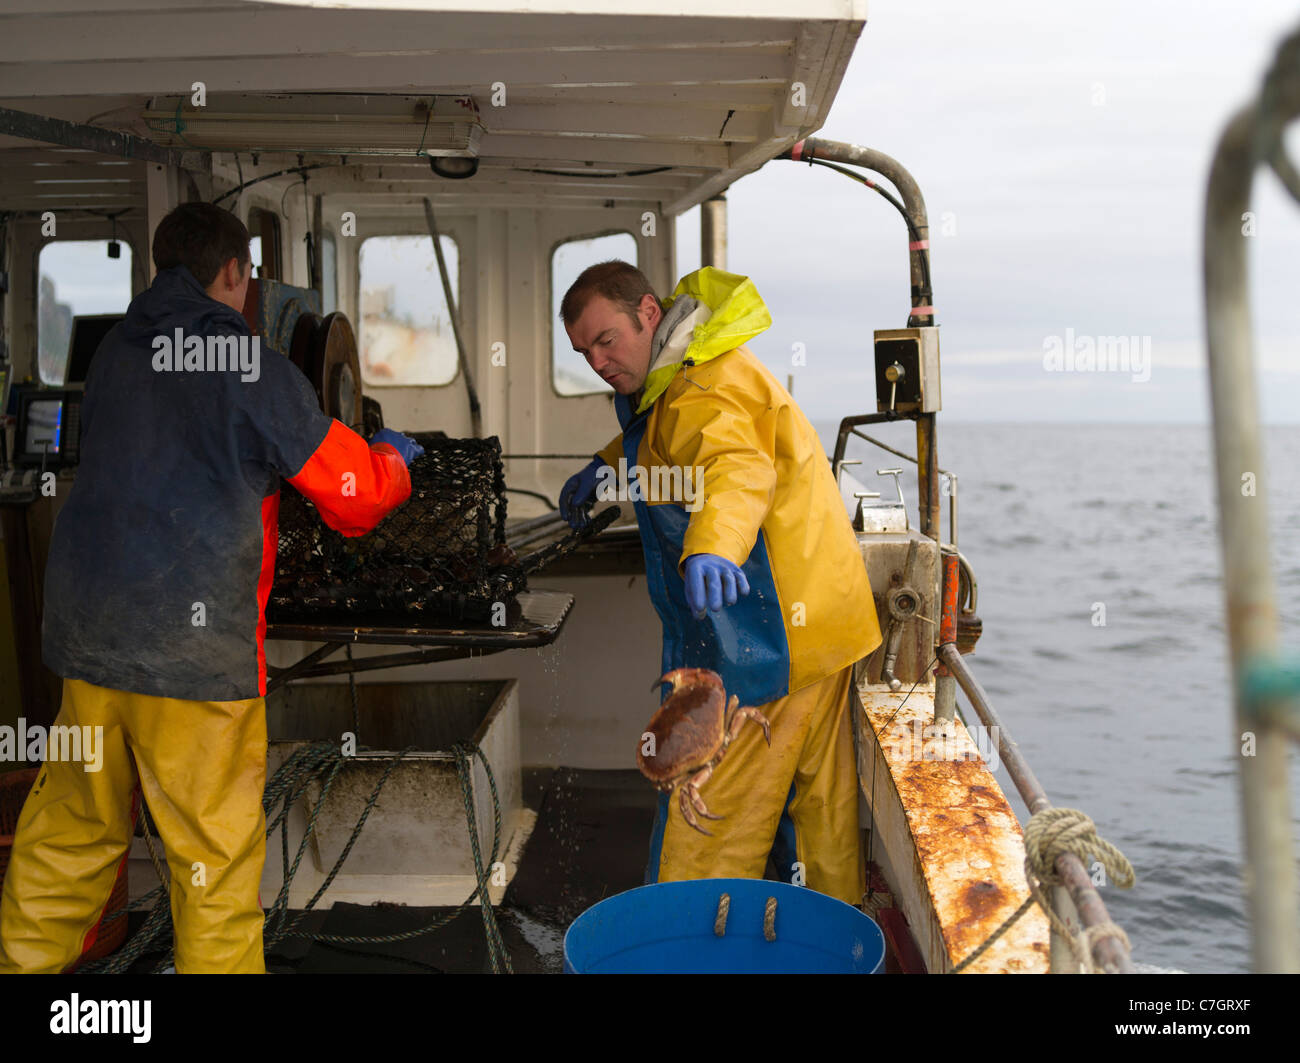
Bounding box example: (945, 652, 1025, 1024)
(269, 433, 526, 624)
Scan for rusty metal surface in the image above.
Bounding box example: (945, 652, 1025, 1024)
(936, 643, 1133, 973)
(856, 683, 1049, 974)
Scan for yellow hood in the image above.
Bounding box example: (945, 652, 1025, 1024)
(635, 266, 772, 414)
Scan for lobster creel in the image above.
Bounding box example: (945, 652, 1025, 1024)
(269, 433, 523, 624)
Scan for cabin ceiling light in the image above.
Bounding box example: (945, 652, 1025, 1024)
(141, 94, 483, 158)
(429, 155, 478, 180)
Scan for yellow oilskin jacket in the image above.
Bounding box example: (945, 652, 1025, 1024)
(596, 267, 881, 705)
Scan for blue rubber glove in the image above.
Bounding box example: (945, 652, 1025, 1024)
(370, 428, 425, 467)
(560, 456, 605, 529)
(684, 553, 751, 617)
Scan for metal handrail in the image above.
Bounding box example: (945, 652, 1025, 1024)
(937, 644, 1134, 973)
(780, 141, 942, 540)
(1203, 25, 1300, 973)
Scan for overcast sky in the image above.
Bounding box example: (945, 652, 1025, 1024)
(677, 0, 1300, 424)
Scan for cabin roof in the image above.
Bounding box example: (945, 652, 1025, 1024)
(0, 1, 865, 216)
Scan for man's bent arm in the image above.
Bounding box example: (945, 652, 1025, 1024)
(287, 420, 411, 537)
(235, 346, 411, 536)
(657, 382, 777, 574)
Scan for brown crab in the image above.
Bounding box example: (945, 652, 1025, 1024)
(636, 668, 772, 836)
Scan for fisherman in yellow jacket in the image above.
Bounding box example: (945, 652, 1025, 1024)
(559, 261, 882, 904)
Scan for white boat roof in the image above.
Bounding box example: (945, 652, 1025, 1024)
(0, 0, 866, 216)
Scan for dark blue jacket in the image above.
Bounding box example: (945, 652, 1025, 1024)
(42, 266, 409, 701)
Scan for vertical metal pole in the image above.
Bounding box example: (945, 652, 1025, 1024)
(311, 194, 324, 292)
(934, 549, 959, 727)
(701, 194, 727, 270)
(916, 413, 940, 541)
(421, 197, 482, 439)
(947, 473, 958, 548)
(1204, 103, 1299, 973)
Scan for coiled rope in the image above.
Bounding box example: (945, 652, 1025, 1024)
(951, 807, 1134, 974)
(83, 740, 512, 974)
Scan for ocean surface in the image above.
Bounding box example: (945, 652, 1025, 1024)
(817, 419, 1300, 975)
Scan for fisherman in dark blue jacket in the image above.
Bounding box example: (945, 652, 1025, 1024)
(0, 202, 421, 974)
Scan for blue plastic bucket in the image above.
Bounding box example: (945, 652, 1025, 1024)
(563, 878, 885, 974)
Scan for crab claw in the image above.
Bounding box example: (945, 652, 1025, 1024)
(729, 704, 772, 747)
(652, 668, 723, 695)
(679, 782, 722, 836)
(677, 764, 723, 835)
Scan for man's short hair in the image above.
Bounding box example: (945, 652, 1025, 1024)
(560, 260, 657, 330)
(152, 202, 251, 288)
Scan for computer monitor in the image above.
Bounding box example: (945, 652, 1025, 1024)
(14, 388, 83, 468)
(64, 313, 124, 386)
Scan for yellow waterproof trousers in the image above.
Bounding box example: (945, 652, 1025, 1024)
(649, 664, 864, 904)
(0, 678, 268, 974)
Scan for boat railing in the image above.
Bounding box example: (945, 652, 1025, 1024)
(837, 423, 1135, 972)
(1203, 22, 1300, 973)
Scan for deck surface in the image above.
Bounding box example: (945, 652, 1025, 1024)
(287, 768, 656, 972)
(125, 768, 658, 974)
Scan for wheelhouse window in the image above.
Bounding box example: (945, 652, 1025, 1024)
(37, 239, 134, 385)
(247, 207, 281, 280)
(551, 231, 638, 396)
(358, 234, 460, 386)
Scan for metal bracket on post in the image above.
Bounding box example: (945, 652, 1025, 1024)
(880, 539, 922, 692)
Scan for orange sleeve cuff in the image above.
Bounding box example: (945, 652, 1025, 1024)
(287, 421, 412, 537)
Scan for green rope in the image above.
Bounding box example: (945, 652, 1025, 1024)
(454, 741, 511, 972)
(168, 99, 198, 149)
(82, 739, 512, 974)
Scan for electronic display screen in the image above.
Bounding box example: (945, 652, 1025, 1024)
(66, 314, 124, 385)
(22, 398, 64, 456)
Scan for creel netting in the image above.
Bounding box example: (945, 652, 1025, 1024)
(268, 433, 523, 623)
